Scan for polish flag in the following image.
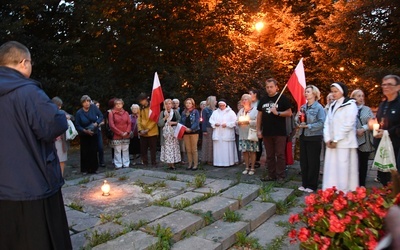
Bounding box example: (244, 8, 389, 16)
(149, 72, 165, 122)
(287, 58, 306, 111)
(174, 123, 187, 139)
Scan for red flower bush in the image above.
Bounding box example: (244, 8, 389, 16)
(289, 185, 400, 250)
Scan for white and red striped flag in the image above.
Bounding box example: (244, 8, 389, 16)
(174, 123, 187, 139)
(149, 72, 165, 122)
(287, 58, 306, 111)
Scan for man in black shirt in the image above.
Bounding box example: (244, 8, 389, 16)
(257, 78, 293, 182)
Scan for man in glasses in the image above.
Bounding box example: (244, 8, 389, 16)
(0, 41, 72, 249)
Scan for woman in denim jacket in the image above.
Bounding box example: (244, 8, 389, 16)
(180, 98, 200, 170)
(296, 85, 326, 192)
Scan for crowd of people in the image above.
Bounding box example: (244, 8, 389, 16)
(1, 40, 400, 249)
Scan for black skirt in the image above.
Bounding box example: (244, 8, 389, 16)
(129, 136, 141, 155)
(0, 190, 72, 250)
(80, 134, 99, 173)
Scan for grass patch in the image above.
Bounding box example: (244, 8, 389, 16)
(259, 182, 275, 202)
(222, 208, 242, 222)
(166, 175, 178, 181)
(186, 209, 215, 226)
(104, 171, 116, 178)
(135, 180, 167, 195)
(84, 230, 115, 248)
(147, 224, 173, 250)
(67, 201, 83, 212)
(118, 175, 128, 181)
(235, 231, 263, 249)
(188, 173, 206, 188)
(123, 219, 148, 231)
(172, 198, 192, 210)
(152, 196, 172, 207)
(78, 177, 91, 184)
(275, 194, 298, 215)
(99, 212, 123, 224)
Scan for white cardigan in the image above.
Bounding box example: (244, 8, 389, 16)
(323, 97, 358, 148)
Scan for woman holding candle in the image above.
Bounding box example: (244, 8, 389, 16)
(350, 89, 375, 187)
(237, 94, 259, 175)
(210, 99, 238, 167)
(323, 82, 358, 192)
(296, 85, 326, 192)
(374, 75, 400, 186)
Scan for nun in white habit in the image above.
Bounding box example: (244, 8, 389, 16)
(209, 100, 238, 167)
(323, 82, 359, 192)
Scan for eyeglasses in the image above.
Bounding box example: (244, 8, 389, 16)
(115, 102, 123, 105)
(19, 59, 34, 66)
(381, 83, 397, 87)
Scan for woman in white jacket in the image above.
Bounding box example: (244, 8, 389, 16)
(323, 82, 359, 192)
(210, 100, 238, 167)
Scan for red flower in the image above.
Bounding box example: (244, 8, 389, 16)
(289, 214, 299, 224)
(288, 229, 297, 239)
(298, 228, 310, 242)
(305, 193, 316, 206)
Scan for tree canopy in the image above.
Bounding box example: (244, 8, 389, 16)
(1, 0, 399, 113)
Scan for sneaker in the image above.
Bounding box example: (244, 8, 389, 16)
(304, 188, 314, 193)
(298, 186, 305, 191)
(374, 177, 380, 183)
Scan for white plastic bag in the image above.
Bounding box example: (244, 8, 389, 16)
(66, 119, 78, 140)
(372, 130, 397, 172)
(247, 128, 258, 142)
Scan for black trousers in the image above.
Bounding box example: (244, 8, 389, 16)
(300, 137, 322, 190)
(140, 135, 157, 165)
(80, 134, 99, 173)
(0, 190, 72, 250)
(256, 138, 263, 162)
(357, 150, 371, 187)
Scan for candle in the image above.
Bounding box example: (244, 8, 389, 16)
(238, 115, 250, 122)
(373, 123, 379, 137)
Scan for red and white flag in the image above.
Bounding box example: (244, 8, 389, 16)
(174, 123, 187, 139)
(287, 58, 306, 112)
(149, 72, 165, 122)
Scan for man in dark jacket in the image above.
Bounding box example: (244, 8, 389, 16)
(0, 41, 72, 249)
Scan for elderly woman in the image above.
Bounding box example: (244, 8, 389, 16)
(323, 82, 358, 192)
(129, 104, 141, 165)
(210, 100, 238, 167)
(201, 96, 217, 165)
(350, 89, 375, 187)
(109, 98, 131, 169)
(237, 94, 259, 175)
(75, 95, 103, 174)
(52, 96, 72, 176)
(296, 85, 325, 192)
(249, 88, 263, 168)
(179, 98, 200, 170)
(158, 99, 181, 169)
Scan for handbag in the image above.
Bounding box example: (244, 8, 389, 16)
(372, 130, 397, 172)
(66, 119, 78, 140)
(247, 128, 258, 142)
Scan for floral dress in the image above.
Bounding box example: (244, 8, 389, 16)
(160, 111, 181, 164)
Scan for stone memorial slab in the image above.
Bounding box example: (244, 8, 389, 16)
(172, 236, 222, 250)
(120, 205, 176, 225)
(193, 179, 233, 194)
(237, 201, 276, 231)
(167, 192, 204, 207)
(185, 196, 239, 220)
(195, 220, 250, 250)
(66, 209, 99, 232)
(220, 183, 260, 207)
(255, 187, 293, 203)
(93, 230, 158, 250)
(143, 210, 204, 242)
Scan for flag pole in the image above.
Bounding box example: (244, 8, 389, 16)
(273, 83, 288, 107)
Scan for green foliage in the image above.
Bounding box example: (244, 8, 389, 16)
(259, 183, 275, 202)
(172, 198, 192, 210)
(124, 219, 148, 232)
(99, 212, 123, 225)
(152, 196, 172, 207)
(235, 231, 263, 249)
(135, 180, 167, 195)
(68, 201, 83, 212)
(275, 194, 298, 215)
(104, 172, 116, 178)
(147, 224, 174, 250)
(222, 208, 242, 222)
(166, 175, 178, 181)
(189, 173, 207, 188)
(84, 230, 115, 248)
(78, 177, 91, 185)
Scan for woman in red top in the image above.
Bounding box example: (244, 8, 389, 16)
(109, 98, 131, 169)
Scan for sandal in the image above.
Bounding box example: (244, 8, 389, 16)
(248, 170, 255, 175)
(186, 166, 192, 170)
(242, 168, 249, 175)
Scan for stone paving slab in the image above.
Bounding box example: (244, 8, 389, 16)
(167, 192, 204, 207)
(137, 170, 216, 184)
(196, 220, 250, 250)
(70, 231, 87, 250)
(66, 209, 100, 232)
(165, 180, 194, 191)
(120, 205, 176, 225)
(185, 196, 239, 220)
(193, 179, 234, 194)
(248, 213, 291, 247)
(237, 201, 276, 231)
(93, 230, 158, 250)
(255, 187, 294, 203)
(172, 236, 222, 250)
(143, 210, 204, 242)
(220, 183, 260, 207)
